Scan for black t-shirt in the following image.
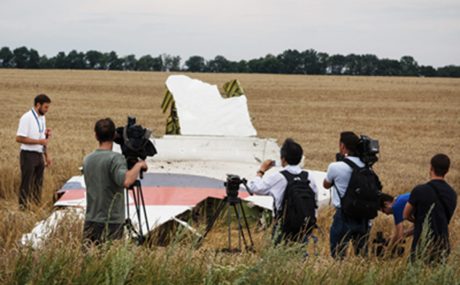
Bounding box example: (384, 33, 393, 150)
(408, 179, 457, 248)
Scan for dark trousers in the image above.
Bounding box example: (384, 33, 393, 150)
(83, 221, 124, 246)
(330, 209, 370, 259)
(19, 150, 45, 208)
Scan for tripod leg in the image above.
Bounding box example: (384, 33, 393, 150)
(227, 205, 232, 251)
(134, 187, 144, 238)
(200, 198, 227, 241)
(125, 189, 133, 235)
(137, 182, 150, 237)
(232, 204, 242, 251)
(238, 200, 255, 251)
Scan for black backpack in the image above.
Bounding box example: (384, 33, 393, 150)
(279, 171, 317, 236)
(339, 159, 381, 220)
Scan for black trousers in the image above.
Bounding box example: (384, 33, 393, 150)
(83, 221, 124, 246)
(19, 150, 45, 208)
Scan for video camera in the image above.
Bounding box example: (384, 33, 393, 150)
(114, 116, 157, 169)
(336, 134, 379, 167)
(224, 174, 253, 200)
(372, 231, 405, 258)
(357, 135, 379, 166)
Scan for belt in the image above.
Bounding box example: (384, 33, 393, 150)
(21, 150, 43, 154)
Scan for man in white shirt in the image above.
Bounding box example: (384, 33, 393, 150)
(16, 94, 52, 208)
(248, 138, 317, 244)
(323, 131, 370, 259)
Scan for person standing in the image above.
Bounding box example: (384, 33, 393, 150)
(16, 94, 52, 208)
(403, 154, 457, 262)
(83, 118, 147, 246)
(323, 131, 381, 259)
(248, 138, 318, 244)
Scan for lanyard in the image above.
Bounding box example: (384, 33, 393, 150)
(31, 108, 44, 133)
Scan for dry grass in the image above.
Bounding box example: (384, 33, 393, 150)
(0, 69, 459, 284)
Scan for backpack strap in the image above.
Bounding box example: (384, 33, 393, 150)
(333, 158, 358, 201)
(427, 182, 451, 222)
(342, 158, 361, 170)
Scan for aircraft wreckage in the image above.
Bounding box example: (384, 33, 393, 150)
(22, 75, 330, 248)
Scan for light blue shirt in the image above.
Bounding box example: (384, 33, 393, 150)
(325, 156, 365, 208)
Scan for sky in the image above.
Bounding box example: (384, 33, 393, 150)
(1, 0, 459, 67)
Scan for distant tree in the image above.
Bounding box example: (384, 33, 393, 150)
(419, 65, 437, 77)
(344, 54, 361, 75)
(236, 60, 249, 73)
(106, 51, 123, 70)
(317, 52, 329, 74)
(122, 54, 137, 70)
(400, 56, 419, 76)
(0, 47, 14, 67)
(358, 54, 379, 75)
(302, 49, 321, 74)
(12, 46, 30, 68)
(162, 54, 181, 71)
(67, 50, 86, 69)
(185, 55, 206, 72)
(208, 55, 232, 72)
(28, 49, 40, 68)
(248, 54, 281, 73)
(85, 50, 103, 69)
(278, 49, 303, 74)
(137, 55, 157, 71)
(437, 65, 460, 77)
(54, 52, 69, 68)
(327, 54, 346, 75)
(151, 56, 163, 71)
(377, 59, 401, 76)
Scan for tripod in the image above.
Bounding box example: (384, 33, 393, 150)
(200, 193, 255, 253)
(125, 179, 150, 245)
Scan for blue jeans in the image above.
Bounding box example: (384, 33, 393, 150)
(330, 209, 370, 259)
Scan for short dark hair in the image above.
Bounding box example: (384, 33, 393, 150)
(340, 131, 359, 155)
(280, 138, 303, 165)
(431, 153, 450, 177)
(378, 193, 394, 210)
(34, 94, 51, 105)
(95, 118, 116, 143)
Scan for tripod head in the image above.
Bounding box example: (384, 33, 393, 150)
(224, 174, 253, 203)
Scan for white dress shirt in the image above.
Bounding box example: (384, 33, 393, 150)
(248, 164, 318, 212)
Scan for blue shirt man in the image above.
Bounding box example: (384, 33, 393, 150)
(379, 192, 413, 246)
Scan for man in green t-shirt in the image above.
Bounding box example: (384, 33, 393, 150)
(83, 118, 147, 245)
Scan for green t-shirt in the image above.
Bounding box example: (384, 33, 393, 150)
(83, 149, 128, 224)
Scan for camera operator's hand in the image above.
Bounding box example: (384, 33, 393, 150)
(137, 160, 148, 172)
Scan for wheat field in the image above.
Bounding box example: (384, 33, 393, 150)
(0, 69, 459, 284)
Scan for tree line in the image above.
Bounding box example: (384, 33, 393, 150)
(1, 46, 459, 77)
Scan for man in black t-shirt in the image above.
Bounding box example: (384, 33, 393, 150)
(403, 154, 457, 262)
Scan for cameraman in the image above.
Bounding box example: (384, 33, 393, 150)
(323, 131, 371, 259)
(83, 118, 147, 246)
(379, 193, 413, 247)
(247, 138, 318, 244)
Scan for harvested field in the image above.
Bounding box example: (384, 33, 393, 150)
(0, 69, 459, 284)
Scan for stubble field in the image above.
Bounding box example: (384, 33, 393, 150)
(0, 69, 459, 284)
